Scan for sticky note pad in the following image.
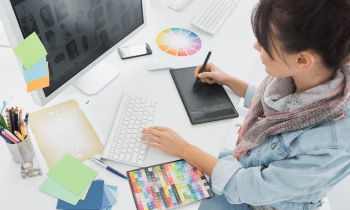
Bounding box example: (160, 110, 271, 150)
(14, 32, 47, 70)
(105, 186, 118, 210)
(23, 57, 48, 83)
(57, 180, 105, 209)
(27, 62, 50, 93)
(47, 154, 98, 195)
(80, 183, 91, 200)
(102, 183, 118, 209)
(39, 177, 90, 206)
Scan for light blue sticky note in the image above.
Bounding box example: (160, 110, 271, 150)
(103, 185, 118, 210)
(22, 57, 48, 83)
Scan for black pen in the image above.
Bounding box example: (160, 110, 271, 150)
(193, 50, 212, 89)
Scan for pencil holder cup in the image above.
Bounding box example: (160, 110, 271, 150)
(6, 135, 35, 164)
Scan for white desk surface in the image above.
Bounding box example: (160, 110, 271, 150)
(0, 0, 259, 209)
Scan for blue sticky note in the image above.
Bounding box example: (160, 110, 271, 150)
(101, 184, 118, 210)
(57, 180, 104, 209)
(22, 57, 48, 83)
(106, 185, 118, 197)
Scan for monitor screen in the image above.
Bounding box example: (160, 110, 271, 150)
(10, 0, 144, 97)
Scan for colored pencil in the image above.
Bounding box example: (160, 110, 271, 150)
(14, 131, 24, 141)
(0, 114, 9, 130)
(0, 131, 13, 144)
(11, 110, 16, 134)
(15, 111, 19, 132)
(1, 130, 17, 144)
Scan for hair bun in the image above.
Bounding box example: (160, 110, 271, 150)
(330, 0, 350, 10)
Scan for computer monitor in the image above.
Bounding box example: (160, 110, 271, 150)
(0, 0, 147, 106)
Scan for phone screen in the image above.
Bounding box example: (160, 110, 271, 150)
(120, 44, 149, 58)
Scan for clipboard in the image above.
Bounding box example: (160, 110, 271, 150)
(170, 66, 239, 125)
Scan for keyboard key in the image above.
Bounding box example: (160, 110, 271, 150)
(128, 148, 133, 153)
(141, 144, 147, 150)
(136, 95, 141, 99)
(110, 148, 115, 153)
(109, 153, 114, 159)
(137, 160, 144, 166)
(119, 153, 126, 161)
(134, 147, 140, 152)
(127, 129, 132, 134)
(148, 116, 154, 121)
(139, 155, 145, 160)
(140, 150, 146, 155)
(123, 143, 128, 148)
(121, 148, 127, 153)
(122, 125, 127, 130)
(125, 153, 132, 162)
(146, 121, 153, 128)
(136, 137, 142, 143)
(129, 143, 135, 149)
(142, 97, 147, 103)
(116, 144, 122, 149)
(133, 129, 138, 134)
(132, 134, 137, 139)
(136, 142, 141, 148)
(113, 154, 119, 160)
(130, 139, 136, 143)
(131, 153, 138, 163)
(111, 143, 116, 148)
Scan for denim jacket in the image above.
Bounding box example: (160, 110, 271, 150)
(211, 84, 350, 210)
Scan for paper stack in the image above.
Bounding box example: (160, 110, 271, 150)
(13, 32, 50, 93)
(39, 154, 118, 210)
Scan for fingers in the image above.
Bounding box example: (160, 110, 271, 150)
(194, 65, 203, 78)
(147, 141, 162, 150)
(151, 126, 167, 132)
(142, 134, 161, 143)
(142, 127, 163, 137)
(198, 72, 215, 82)
(194, 63, 213, 78)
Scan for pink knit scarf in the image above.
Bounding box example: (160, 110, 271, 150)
(232, 63, 350, 161)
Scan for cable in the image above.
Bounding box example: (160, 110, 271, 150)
(0, 45, 11, 48)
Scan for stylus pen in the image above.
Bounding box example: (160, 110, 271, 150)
(193, 50, 212, 89)
(88, 157, 128, 180)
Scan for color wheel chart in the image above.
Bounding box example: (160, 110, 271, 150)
(128, 160, 214, 210)
(156, 28, 202, 56)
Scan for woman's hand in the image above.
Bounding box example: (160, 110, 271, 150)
(142, 126, 190, 158)
(194, 62, 230, 86)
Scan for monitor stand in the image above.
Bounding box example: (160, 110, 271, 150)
(169, 0, 195, 11)
(73, 61, 120, 95)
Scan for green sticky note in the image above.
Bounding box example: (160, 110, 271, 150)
(47, 154, 98, 195)
(13, 32, 47, 70)
(39, 177, 90, 206)
(80, 183, 91, 200)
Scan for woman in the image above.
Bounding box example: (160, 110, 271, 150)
(142, 0, 350, 209)
(40, 6, 55, 29)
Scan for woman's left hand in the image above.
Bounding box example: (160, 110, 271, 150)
(142, 126, 190, 158)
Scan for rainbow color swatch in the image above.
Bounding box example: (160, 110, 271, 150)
(156, 28, 202, 56)
(127, 160, 214, 210)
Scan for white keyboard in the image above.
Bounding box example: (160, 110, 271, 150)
(191, 0, 240, 35)
(101, 92, 158, 167)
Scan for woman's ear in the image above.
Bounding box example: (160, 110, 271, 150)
(297, 51, 315, 71)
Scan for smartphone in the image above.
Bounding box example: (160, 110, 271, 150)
(118, 43, 152, 60)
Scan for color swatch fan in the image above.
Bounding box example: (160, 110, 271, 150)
(156, 28, 202, 56)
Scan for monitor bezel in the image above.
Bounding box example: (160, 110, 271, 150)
(0, 0, 147, 106)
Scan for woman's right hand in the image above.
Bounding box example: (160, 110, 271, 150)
(194, 62, 230, 86)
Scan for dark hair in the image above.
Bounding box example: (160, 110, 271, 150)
(60, 23, 66, 29)
(252, 0, 350, 71)
(45, 30, 55, 41)
(40, 6, 54, 27)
